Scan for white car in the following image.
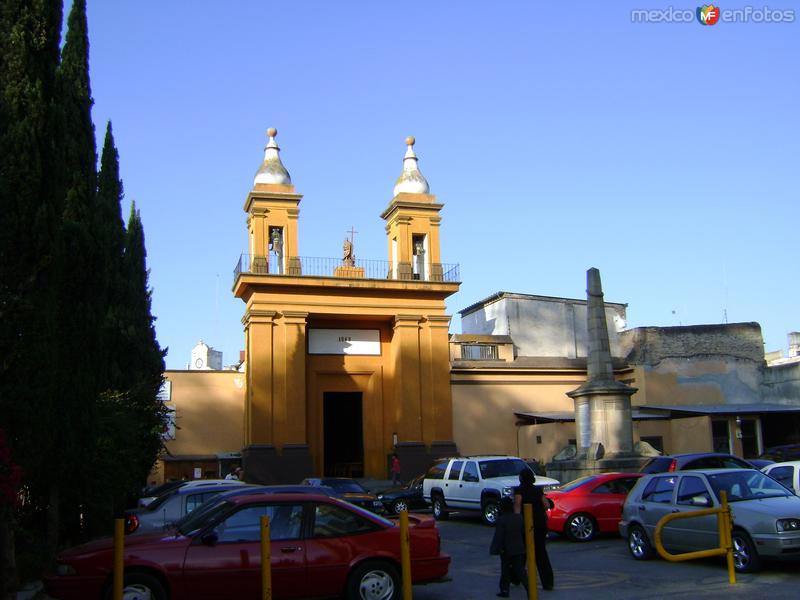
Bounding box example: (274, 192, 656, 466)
(762, 461, 800, 495)
(138, 478, 247, 507)
(422, 455, 560, 525)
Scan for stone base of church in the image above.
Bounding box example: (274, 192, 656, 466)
(392, 440, 459, 482)
(242, 443, 314, 485)
(546, 453, 650, 485)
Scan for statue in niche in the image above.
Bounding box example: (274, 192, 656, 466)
(413, 238, 425, 279)
(270, 228, 284, 274)
(342, 237, 355, 267)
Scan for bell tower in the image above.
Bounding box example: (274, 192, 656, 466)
(244, 128, 302, 275)
(381, 136, 446, 281)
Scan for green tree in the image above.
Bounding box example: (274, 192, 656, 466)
(51, 0, 103, 547)
(96, 122, 127, 389)
(119, 203, 168, 492)
(0, 0, 64, 589)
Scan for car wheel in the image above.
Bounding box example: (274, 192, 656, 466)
(482, 499, 499, 526)
(346, 560, 400, 600)
(566, 513, 597, 542)
(392, 499, 409, 514)
(104, 572, 168, 600)
(432, 495, 449, 520)
(627, 524, 654, 560)
(732, 530, 761, 573)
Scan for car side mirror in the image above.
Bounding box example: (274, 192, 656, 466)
(691, 495, 710, 507)
(200, 532, 218, 546)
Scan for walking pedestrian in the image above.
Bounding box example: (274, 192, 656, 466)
(490, 496, 528, 597)
(513, 468, 554, 591)
(390, 453, 401, 485)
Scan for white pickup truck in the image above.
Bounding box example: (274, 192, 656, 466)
(422, 455, 560, 525)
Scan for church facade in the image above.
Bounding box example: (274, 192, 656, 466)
(232, 130, 460, 482)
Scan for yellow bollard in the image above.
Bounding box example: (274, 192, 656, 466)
(113, 518, 124, 600)
(653, 490, 736, 585)
(720, 491, 736, 585)
(523, 504, 538, 600)
(399, 510, 412, 600)
(261, 515, 272, 600)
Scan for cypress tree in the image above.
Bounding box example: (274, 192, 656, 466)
(0, 0, 64, 585)
(96, 121, 126, 388)
(121, 203, 168, 491)
(52, 0, 102, 545)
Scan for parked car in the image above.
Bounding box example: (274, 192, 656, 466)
(137, 481, 184, 507)
(45, 493, 450, 600)
(374, 475, 428, 514)
(760, 444, 800, 463)
(746, 458, 774, 469)
(620, 468, 800, 572)
(639, 453, 755, 474)
(126, 482, 246, 535)
(138, 478, 247, 508)
(761, 461, 800, 494)
(301, 477, 384, 514)
(422, 455, 560, 525)
(545, 472, 643, 541)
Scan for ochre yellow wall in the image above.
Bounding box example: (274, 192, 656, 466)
(238, 275, 457, 478)
(451, 370, 585, 457)
(164, 370, 245, 456)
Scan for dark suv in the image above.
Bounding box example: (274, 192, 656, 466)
(640, 452, 754, 474)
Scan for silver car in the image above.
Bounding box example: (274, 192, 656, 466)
(126, 482, 247, 535)
(620, 468, 800, 572)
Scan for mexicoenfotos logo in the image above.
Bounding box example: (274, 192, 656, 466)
(631, 5, 795, 23)
(697, 5, 721, 25)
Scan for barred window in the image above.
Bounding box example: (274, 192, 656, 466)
(461, 344, 498, 360)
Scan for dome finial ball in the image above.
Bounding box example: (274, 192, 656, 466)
(267, 127, 278, 138)
(405, 135, 415, 146)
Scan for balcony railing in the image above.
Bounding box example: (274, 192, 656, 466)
(234, 254, 460, 284)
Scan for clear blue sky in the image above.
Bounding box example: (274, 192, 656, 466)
(82, 1, 798, 369)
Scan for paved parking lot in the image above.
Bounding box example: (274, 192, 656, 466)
(413, 513, 800, 599)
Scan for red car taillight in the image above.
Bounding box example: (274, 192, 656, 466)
(125, 514, 139, 534)
(668, 459, 677, 472)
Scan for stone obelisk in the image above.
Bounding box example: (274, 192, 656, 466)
(549, 268, 646, 482)
(567, 267, 636, 458)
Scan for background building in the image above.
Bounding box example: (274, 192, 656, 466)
(150, 134, 800, 484)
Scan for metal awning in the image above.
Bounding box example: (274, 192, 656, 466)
(638, 403, 800, 419)
(514, 409, 670, 424)
(515, 403, 800, 424)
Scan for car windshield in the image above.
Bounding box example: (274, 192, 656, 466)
(478, 458, 528, 479)
(177, 499, 233, 536)
(324, 480, 367, 494)
(142, 481, 182, 498)
(144, 489, 176, 512)
(558, 476, 596, 492)
(707, 470, 793, 503)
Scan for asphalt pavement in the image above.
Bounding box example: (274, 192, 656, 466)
(413, 512, 800, 599)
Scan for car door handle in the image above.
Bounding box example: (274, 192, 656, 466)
(638, 505, 646, 511)
(280, 546, 302, 553)
(671, 510, 679, 513)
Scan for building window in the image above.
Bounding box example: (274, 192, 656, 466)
(461, 344, 498, 360)
(712, 419, 731, 454)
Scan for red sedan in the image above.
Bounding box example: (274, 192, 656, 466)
(546, 472, 643, 542)
(45, 493, 450, 600)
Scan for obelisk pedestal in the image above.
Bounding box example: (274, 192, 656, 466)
(547, 268, 649, 482)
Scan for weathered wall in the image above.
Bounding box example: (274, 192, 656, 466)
(620, 323, 765, 405)
(763, 361, 800, 405)
(460, 293, 627, 359)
